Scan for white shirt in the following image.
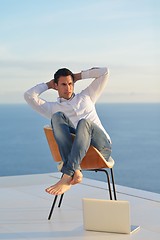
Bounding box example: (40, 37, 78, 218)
(24, 67, 111, 142)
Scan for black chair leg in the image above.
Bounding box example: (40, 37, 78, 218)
(110, 168, 117, 200)
(48, 174, 65, 220)
(48, 195, 58, 220)
(95, 169, 113, 200)
(48, 194, 64, 220)
(94, 168, 117, 200)
(58, 193, 64, 208)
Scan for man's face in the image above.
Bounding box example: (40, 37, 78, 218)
(55, 75, 74, 100)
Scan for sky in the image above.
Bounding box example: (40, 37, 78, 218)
(0, 0, 160, 103)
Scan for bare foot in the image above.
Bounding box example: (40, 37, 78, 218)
(70, 170, 83, 185)
(45, 174, 72, 195)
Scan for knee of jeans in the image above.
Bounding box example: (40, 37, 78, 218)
(78, 118, 91, 128)
(51, 111, 65, 123)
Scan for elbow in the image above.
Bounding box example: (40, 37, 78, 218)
(99, 67, 109, 77)
(24, 91, 30, 103)
(24, 91, 27, 102)
(104, 67, 109, 76)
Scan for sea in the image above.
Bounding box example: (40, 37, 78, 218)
(0, 103, 160, 194)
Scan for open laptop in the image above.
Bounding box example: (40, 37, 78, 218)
(82, 198, 140, 234)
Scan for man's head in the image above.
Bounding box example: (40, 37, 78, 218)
(54, 68, 74, 84)
(54, 68, 74, 100)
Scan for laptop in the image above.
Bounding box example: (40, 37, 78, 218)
(82, 198, 140, 234)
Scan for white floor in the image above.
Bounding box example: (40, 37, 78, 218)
(0, 172, 160, 240)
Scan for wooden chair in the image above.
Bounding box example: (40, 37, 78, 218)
(44, 125, 117, 220)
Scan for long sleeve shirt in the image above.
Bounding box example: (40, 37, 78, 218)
(24, 67, 111, 142)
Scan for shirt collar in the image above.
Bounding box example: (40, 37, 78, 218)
(57, 93, 75, 103)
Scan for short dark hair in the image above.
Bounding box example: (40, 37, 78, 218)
(54, 68, 74, 84)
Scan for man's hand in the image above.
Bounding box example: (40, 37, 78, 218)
(46, 79, 57, 90)
(73, 72, 81, 83)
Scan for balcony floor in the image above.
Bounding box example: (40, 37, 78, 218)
(0, 173, 160, 240)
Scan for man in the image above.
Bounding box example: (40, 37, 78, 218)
(24, 67, 112, 196)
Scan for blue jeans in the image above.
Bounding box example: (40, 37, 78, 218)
(51, 112, 112, 176)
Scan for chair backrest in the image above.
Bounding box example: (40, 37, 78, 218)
(44, 125, 114, 170)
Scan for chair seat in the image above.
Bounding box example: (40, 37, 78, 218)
(81, 148, 114, 169)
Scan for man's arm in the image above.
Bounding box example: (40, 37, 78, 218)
(80, 67, 109, 103)
(24, 82, 54, 119)
(73, 67, 107, 82)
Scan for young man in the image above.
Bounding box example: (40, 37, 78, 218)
(24, 67, 112, 195)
